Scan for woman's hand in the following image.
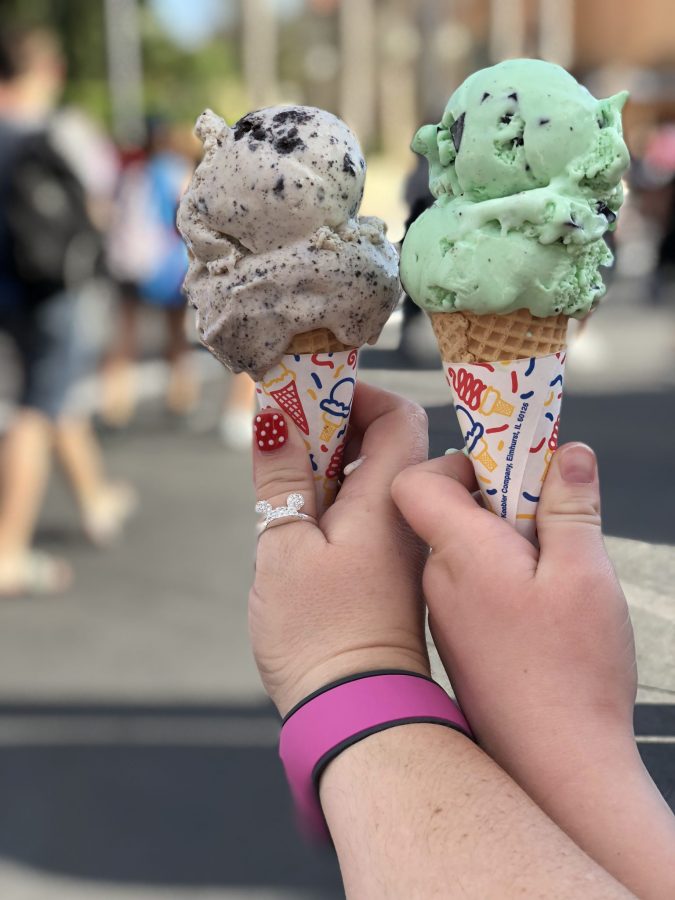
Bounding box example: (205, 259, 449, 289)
(391, 442, 638, 789)
(250, 383, 430, 717)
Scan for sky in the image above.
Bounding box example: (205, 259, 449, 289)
(150, 0, 305, 49)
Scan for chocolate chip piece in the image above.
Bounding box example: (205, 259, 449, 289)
(481, 92, 491, 103)
(512, 135, 524, 147)
(501, 113, 513, 125)
(272, 108, 312, 126)
(233, 114, 257, 140)
(273, 176, 284, 195)
(274, 127, 306, 154)
(508, 92, 518, 101)
(596, 201, 617, 223)
(539, 117, 550, 126)
(450, 112, 465, 152)
(342, 152, 356, 175)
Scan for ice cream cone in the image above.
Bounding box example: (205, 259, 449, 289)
(431, 310, 567, 544)
(429, 309, 567, 364)
(256, 333, 359, 515)
(285, 327, 355, 356)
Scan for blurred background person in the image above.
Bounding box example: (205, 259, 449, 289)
(0, 27, 135, 595)
(102, 118, 198, 427)
(398, 150, 435, 365)
(219, 371, 256, 449)
(635, 123, 675, 302)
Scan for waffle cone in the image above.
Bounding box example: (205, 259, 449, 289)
(285, 328, 356, 355)
(430, 309, 567, 363)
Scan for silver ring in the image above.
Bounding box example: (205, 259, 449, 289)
(255, 492, 312, 533)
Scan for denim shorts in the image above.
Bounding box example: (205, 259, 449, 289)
(0, 292, 80, 419)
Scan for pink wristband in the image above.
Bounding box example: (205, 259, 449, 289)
(279, 670, 473, 840)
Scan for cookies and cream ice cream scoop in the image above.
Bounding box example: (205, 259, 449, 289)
(177, 105, 400, 382)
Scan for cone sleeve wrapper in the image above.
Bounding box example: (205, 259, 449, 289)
(256, 349, 359, 515)
(444, 352, 565, 543)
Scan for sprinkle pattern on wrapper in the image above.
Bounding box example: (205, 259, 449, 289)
(256, 349, 359, 514)
(445, 351, 566, 543)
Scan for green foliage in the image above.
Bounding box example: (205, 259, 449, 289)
(2, 0, 245, 130)
(141, 6, 242, 124)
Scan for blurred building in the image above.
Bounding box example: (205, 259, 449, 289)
(236, 0, 675, 159)
(7, 0, 674, 157)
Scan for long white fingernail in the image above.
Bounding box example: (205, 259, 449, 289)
(343, 456, 366, 476)
(445, 448, 460, 455)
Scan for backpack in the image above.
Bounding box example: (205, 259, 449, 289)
(107, 153, 188, 306)
(1, 125, 104, 306)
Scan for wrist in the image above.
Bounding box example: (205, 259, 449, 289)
(514, 732, 675, 900)
(274, 647, 430, 718)
(280, 670, 471, 839)
(495, 718, 640, 809)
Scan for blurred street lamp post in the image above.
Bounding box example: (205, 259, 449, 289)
(242, 0, 278, 108)
(490, 0, 575, 67)
(378, 0, 420, 160)
(339, 0, 376, 149)
(489, 0, 526, 61)
(103, 0, 145, 146)
(539, 0, 574, 69)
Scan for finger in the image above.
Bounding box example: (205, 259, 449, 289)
(393, 450, 534, 580)
(391, 452, 484, 550)
(410, 450, 478, 490)
(330, 382, 428, 514)
(536, 442, 605, 573)
(252, 407, 322, 540)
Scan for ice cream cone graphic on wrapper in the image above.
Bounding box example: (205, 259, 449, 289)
(257, 335, 359, 515)
(399, 59, 630, 542)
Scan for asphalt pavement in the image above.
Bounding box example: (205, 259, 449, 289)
(0, 282, 673, 898)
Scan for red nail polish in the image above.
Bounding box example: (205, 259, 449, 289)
(254, 410, 288, 452)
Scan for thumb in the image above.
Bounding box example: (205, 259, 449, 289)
(536, 442, 604, 571)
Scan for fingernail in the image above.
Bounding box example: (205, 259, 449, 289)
(254, 410, 288, 452)
(444, 447, 460, 455)
(559, 443, 596, 483)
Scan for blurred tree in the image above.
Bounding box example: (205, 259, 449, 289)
(1, 0, 245, 131)
(3, 0, 109, 120)
(141, 5, 242, 125)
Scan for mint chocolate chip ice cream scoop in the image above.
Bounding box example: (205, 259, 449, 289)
(400, 59, 630, 319)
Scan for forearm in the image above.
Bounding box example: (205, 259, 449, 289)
(319, 724, 633, 899)
(510, 734, 675, 900)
